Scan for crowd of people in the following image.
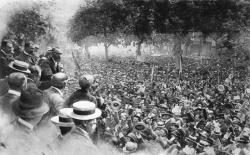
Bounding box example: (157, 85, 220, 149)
(0, 38, 250, 155)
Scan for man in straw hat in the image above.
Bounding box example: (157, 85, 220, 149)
(0, 60, 31, 96)
(53, 101, 101, 155)
(0, 72, 27, 122)
(65, 101, 102, 143)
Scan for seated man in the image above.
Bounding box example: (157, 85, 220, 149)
(40, 47, 64, 81)
(0, 72, 27, 122)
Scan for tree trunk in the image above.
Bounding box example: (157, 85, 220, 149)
(136, 40, 143, 56)
(84, 45, 91, 59)
(104, 43, 109, 61)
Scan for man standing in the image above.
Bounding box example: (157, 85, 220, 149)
(44, 72, 68, 117)
(40, 47, 64, 81)
(64, 75, 97, 107)
(0, 40, 14, 78)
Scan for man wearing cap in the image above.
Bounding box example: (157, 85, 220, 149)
(15, 41, 38, 66)
(0, 72, 27, 122)
(40, 47, 64, 81)
(0, 40, 14, 78)
(64, 75, 97, 108)
(44, 72, 68, 117)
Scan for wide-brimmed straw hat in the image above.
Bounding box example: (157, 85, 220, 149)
(51, 108, 74, 127)
(9, 60, 31, 74)
(68, 101, 102, 120)
(13, 87, 49, 119)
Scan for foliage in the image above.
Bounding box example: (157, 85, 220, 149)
(5, 6, 54, 44)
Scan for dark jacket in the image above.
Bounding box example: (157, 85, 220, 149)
(15, 51, 37, 66)
(64, 89, 97, 108)
(0, 49, 13, 78)
(40, 57, 63, 81)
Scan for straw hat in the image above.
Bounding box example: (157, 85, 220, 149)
(9, 60, 31, 74)
(68, 101, 102, 120)
(51, 108, 74, 127)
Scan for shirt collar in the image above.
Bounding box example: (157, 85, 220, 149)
(8, 89, 21, 96)
(17, 117, 34, 131)
(51, 86, 63, 96)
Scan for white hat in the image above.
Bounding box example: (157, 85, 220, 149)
(9, 60, 31, 74)
(68, 101, 101, 120)
(51, 108, 74, 127)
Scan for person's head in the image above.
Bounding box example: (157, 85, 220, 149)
(79, 76, 91, 92)
(51, 47, 62, 62)
(24, 41, 35, 55)
(69, 101, 102, 135)
(51, 108, 75, 136)
(1, 40, 14, 54)
(51, 72, 68, 90)
(13, 86, 49, 125)
(8, 72, 27, 91)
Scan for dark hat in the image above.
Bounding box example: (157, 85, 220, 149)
(9, 60, 31, 74)
(134, 122, 147, 131)
(52, 47, 63, 54)
(13, 87, 49, 119)
(51, 72, 68, 88)
(79, 76, 91, 90)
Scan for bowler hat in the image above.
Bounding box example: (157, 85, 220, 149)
(13, 87, 49, 118)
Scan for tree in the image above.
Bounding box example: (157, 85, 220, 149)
(4, 6, 54, 44)
(68, 0, 127, 60)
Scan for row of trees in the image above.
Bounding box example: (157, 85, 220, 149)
(68, 0, 250, 60)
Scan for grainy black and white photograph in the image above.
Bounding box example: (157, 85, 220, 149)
(0, 0, 250, 154)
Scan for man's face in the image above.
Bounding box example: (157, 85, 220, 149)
(53, 52, 61, 62)
(5, 43, 13, 54)
(27, 46, 35, 54)
(85, 119, 97, 134)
